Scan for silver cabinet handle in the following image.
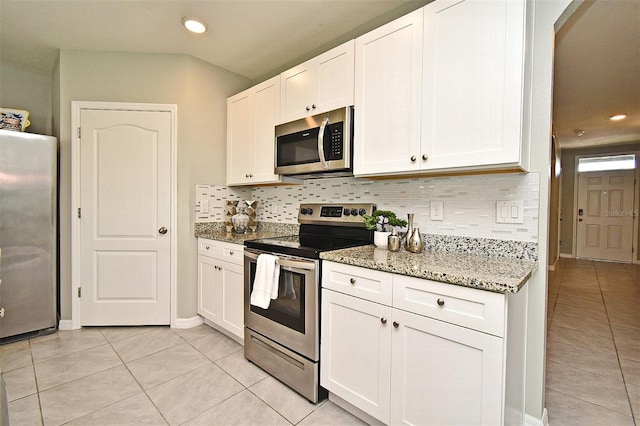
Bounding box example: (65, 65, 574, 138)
(437, 298, 445, 307)
(393, 321, 399, 328)
(422, 154, 428, 161)
(349, 278, 356, 285)
(312, 104, 316, 109)
(380, 317, 387, 325)
(229, 251, 234, 256)
(306, 106, 311, 111)
(410, 156, 416, 162)
(159, 227, 168, 234)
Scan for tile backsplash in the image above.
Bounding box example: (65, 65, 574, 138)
(196, 172, 539, 242)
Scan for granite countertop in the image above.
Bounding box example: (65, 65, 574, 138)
(195, 229, 291, 245)
(194, 222, 299, 245)
(320, 245, 537, 294)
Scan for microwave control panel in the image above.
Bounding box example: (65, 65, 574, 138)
(327, 122, 344, 160)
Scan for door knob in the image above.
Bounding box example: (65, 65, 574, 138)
(159, 227, 168, 234)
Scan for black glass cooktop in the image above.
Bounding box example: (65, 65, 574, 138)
(244, 225, 373, 259)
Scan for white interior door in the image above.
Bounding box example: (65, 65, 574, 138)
(576, 170, 635, 262)
(79, 108, 172, 325)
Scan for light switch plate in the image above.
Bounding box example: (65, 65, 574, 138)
(430, 201, 444, 221)
(199, 200, 209, 213)
(496, 201, 524, 224)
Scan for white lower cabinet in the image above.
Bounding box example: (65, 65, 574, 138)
(197, 238, 244, 341)
(321, 261, 526, 425)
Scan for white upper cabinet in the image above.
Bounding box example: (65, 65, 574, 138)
(354, 0, 528, 177)
(353, 9, 424, 176)
(227, 76, 285, 186)
(421, 0, 527, 171)
(280, 40, 355, 124)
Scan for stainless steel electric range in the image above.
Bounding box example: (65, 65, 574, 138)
(243, 203, 375, 402)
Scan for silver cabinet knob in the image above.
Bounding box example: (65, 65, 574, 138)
(349, 278, 356, 285)
(306, 106, 311, 111)
(159, 227, 168, 234)
(381, 317, 387, 325)
(410, 156, 417, 162)
(229, 251, 234, 256)
(205, 246, 210, 250)
(312, 104, 316, 109)
(422, 154, 428, 161)
(437, 298, 445, 307)
(393, 321, 399, 328)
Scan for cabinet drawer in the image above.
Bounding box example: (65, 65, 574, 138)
(322, 261, 392, 305)
(198, 238, 244, 265)
(393, 275, 505, 337)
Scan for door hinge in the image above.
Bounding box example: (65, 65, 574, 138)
(77, 127, 81, 138)
(78, 208, 81, 218)
(78, 287, 82, 298)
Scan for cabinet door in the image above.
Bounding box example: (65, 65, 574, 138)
(320, 289, 392, 424)
(390, 309, 503, 426)
(227, 90, 256, 185)
(280, 63, 314, 123)
(354, 9, 423, 176)
(219, 260, 244, 341)
(314, 40, 355, 116)
(251, 77, 281, 183)
(198, 255, 221, 322)
(421, 0, 526, 171)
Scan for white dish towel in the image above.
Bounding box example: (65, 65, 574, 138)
(250, 254, 280, 309)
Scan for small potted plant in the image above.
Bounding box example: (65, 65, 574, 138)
(363, 210, 408, 248)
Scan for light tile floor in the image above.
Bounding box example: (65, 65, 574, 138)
(547, 258, 640, 426)
(2, 325, 367, 425)
(4, 258, 638, 425)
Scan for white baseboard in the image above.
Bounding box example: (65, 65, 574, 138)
(172, 315, 204, 329)
(57, 320, 75, 330)
(524, 408, 548, 426)
(559, 253, 574, 259)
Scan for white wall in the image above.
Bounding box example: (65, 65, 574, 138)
(55, 50, 250, 320)
(526, 0, 574, 421)
(0, 61, 53, 135)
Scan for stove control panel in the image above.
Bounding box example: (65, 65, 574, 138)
(298, 203, 376, 226)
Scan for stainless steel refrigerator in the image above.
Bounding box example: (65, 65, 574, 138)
(0, 129, 57, 341)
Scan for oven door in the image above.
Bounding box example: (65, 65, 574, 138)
(244, 249, 320, 361)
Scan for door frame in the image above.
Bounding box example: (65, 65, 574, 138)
(571, 151, 640, 263)
(70, 101, 178, 329)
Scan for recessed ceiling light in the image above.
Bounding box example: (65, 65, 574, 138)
(182, 17, 207, 34)
(609, 114, 627, 121)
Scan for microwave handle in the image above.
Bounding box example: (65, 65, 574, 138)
(318, 117, 329, 169)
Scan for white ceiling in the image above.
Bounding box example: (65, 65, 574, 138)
(553, 0, 640, 150)
(1, 0, 638, 151)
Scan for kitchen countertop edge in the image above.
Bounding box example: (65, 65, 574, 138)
(320, 245, 537, 294)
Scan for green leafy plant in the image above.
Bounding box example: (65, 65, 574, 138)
(363, 210, 408, 232)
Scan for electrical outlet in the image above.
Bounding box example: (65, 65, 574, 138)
(431, 201, 444, 221)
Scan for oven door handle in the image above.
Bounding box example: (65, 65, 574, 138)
(244, 251, 316, 271)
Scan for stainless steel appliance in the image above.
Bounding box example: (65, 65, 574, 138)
(244, 203, 375, 402)
(275, 106, 353, 178)
(0, 130, 58, 341)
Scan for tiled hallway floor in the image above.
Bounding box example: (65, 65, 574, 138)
(2, 325, 366, 425)
(547, 258, 640, 425)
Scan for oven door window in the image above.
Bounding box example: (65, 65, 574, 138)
(249, 263, 306, 333)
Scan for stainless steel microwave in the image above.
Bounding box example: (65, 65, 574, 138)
(275, 106, 353, 177)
